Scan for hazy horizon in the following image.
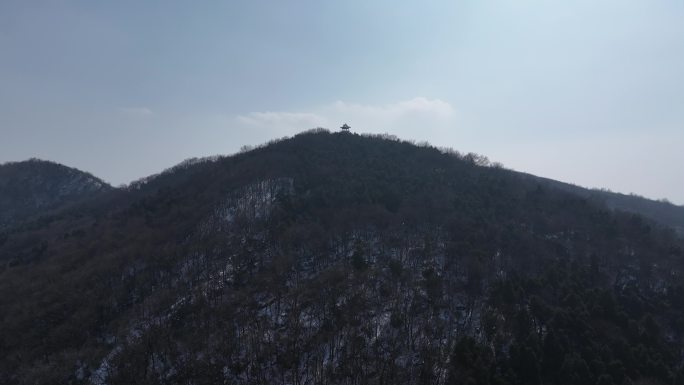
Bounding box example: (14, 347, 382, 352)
(2, 1, 683, 203)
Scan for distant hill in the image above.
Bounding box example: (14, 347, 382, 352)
(0, 159, 112, 230)
(1, 131, 683, 384)
(521, 173, 684, 236)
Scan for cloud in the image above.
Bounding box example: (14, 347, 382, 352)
(119, 107, 153, 117)
(237, 111, 325, 129)
(235, 97, 457, 136)
(330, 97, 454, 119)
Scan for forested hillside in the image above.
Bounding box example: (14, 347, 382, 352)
(0, 159, 112, 230)
(523, 174, 684, 237)
(1, 130, 683, 384)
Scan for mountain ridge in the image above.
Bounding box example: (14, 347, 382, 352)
(5, 135, 681, 237)
(0, 158, 112, 230)
(516, 172, 684, 237)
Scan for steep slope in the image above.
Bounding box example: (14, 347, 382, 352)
(1, 131, 683, 385)
(0, 159, 112, 230)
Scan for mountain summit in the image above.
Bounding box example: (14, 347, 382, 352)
(1, 130, 683, 384)
(0, 159, 111, 230)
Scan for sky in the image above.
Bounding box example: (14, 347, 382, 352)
(1, 1, 683, 203)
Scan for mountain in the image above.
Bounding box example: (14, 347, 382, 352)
(1, 130, 683, 385)
(517, 173, 684, 237)
(0, 159, 112, 230)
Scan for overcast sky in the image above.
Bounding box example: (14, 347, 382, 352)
(1, 1, 683, 203)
